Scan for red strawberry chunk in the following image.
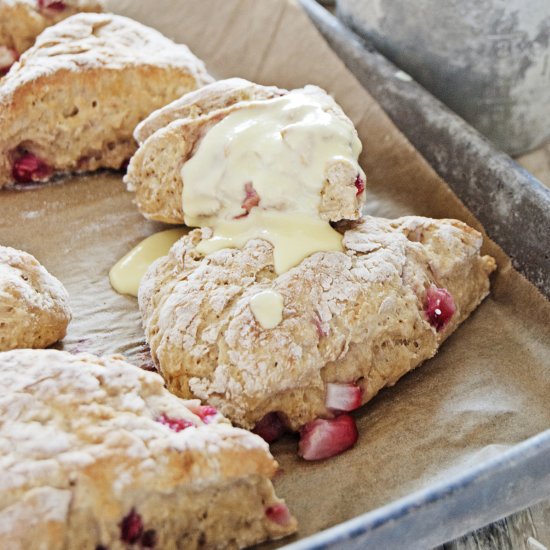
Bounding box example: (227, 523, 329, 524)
(38, 0, 67, 11)
(298, 415, 358, 461)
(235, 182, 260, 218)
(195, 405, 217, 424)
(354, 174, 365, 196)
(425, 284, 456, 331)
(313, 316, 328, 338)
(242, 182, 260, 210)
(0, 46, 18, 76)
(157, 413, 194, 432)
(325, 383, 362, 412)
(265, 503, 292, 526)
(252, 412, 287, 443)
(141, 529, 158, 548)
(12, 152, 52, 183)
(119, 508, 143, 544)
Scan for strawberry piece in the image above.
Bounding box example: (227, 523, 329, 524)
(12, 152, 52, 183)
(0, 46, 18, 76)
(157, 413, 194, 432)
(313, 316, 328, 338)
(265, 503, 292, 526)
(235, 182, 260, 218)
(242, 182, 260, 211)
(119, 508, 143, 544)
(195, 405, 217, 424)
(354, 174, 365, 196)
(252, 412, 287, 443)
(298, 415, 358, 461)
(325, 383, 362, 412)
(425, 284, 456, 331)
(141, 529, 158, 548)
(38, 0, 67, 12)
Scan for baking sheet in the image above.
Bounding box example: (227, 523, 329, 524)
(1, 0, 549, 546)
(307, 0, 550, 299)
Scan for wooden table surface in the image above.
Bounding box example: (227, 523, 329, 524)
(518, 141, 550, 188)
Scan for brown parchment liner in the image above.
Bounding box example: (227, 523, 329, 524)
(0, 0, 549, 546)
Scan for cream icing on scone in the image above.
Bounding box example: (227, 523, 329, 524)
(124, 78, 495, 460)
(0, 245, 71, 351)
(0, 349, 296, 549)
(0, 0, 105, 75)
(0, 12, 212, 187)
(125, 78, 367, 227)
(139, 216, 495, 459)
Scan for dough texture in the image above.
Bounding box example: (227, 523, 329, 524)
(0, 0, 105, 57)
(0, 349, 296, 549)
(0, 245, 71, 351)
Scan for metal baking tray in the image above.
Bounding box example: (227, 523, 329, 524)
(276, 2, 550, 548)
(302, 0, 550, 300)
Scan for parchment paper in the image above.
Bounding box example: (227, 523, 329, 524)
(1, 0, 549, 545)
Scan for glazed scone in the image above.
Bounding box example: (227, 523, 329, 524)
(0, 245, 71, 351)
(0, 12, 212, 187)
(0, 0, 105, 75)
(0, 349, 297, 549)
(139, 215, 495, 455)
(125, 78, 366, 224)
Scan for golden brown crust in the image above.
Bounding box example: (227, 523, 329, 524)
(139, 215, 496, 430)
(0, 349, 297, 549)
(0, 246, 71, 351)
(0, 12, 213, 187)
(125, 79, 366, 224)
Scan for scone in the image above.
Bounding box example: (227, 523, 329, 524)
(0, 0, 105, 75)
(0, 349, 297, 549)
(0, 12, 212, 187)
(139, 215, 496, 459)
(0, 245, 71, 351)
(125, 78, 367, 224)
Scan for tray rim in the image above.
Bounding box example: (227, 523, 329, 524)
(284, 428, 550, 549)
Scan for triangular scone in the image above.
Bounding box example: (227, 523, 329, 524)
(0, 0, 105, 75)
(0, 13, 212, 187)
(139, 215, 495, 432)
(0, 349, 297, 549)
(125, 78, 367, 224)
(0, 245, 71, 351)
